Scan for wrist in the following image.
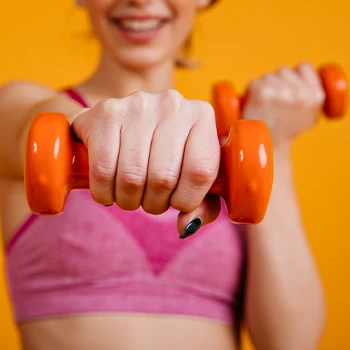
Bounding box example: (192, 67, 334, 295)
(272, 142, 293, 166)
(268, 143, 296, 195)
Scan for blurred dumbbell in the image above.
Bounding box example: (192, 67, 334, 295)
(212, 63, 348, 138)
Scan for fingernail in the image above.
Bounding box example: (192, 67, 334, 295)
(104, 204, 113, 207)
(180, 218, 202, 239)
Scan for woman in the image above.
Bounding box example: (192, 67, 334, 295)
(0, 0, 325, 349)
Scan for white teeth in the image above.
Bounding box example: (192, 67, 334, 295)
(118, 19, 162, 32)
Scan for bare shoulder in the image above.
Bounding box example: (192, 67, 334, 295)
(0, 79, 85, 121)
(0, 80, 58, 108)
(0, 79, 56, 95)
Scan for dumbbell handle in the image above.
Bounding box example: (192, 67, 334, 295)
(25, 113, 273, 224)
(213, 63, 348, 137)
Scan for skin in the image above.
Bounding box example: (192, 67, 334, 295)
(0, 0, 325, 349)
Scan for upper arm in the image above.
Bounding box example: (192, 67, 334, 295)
(0, 80, 84, 179)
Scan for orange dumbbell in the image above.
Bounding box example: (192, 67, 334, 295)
(25, 113, 273, 224)
(212, 63, 348, 138)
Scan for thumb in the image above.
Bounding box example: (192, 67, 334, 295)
(177, 194, 221, 239)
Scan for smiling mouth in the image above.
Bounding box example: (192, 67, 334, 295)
(112, 18, 168, 32)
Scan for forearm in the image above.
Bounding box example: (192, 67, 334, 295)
(243, 148, 325, 350)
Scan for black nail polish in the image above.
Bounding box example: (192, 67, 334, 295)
(180, 218, 202, 239)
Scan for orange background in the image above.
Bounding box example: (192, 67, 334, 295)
(1, 0, 350, 349)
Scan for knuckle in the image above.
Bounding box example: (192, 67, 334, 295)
(132, 90, 150, 111)
(119, 166, 147, 192)
(198, 100, 215, 120)
(166, 88, 183, 101)
(190, 164, 217, 187)
(96, 99, 123, 127)
(122, 91, 151, 124)
(148, 170, 179, 192)
(97, 98, 118, 118)
(277, 67, 290, 75)
(298, 62, 313, 72)
(247, 80, 261, 92)
(189, 100, 216, 124)
(162, 89, 184, 113)
(262, 73, 275, 82)
(91, 163, 116, 185)
(278, 88, 294, 104)
(256, 85, 276, 103)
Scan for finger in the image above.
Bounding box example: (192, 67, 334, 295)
(277, 66, 319, 106)
(170, 102, 220, 213)
(295, 63, 325, 114)
(295, 62, 323, 90)
(140, 90, 191, 214)
(115, 116, 156, 211)
(261, 73, 284, 88)
(296, 63, 326, 107)
(72, 101, 121, 205)
(177, 195, 221, 238)
(277, 67, 304, 88)
(142, 115, 190, 215)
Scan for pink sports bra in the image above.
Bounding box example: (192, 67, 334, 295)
(5, 88, 246, 326)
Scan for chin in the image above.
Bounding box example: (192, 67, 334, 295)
(114, 48, 175, 71)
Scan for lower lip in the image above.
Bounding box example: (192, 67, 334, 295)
(112, 21, 167, 43)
